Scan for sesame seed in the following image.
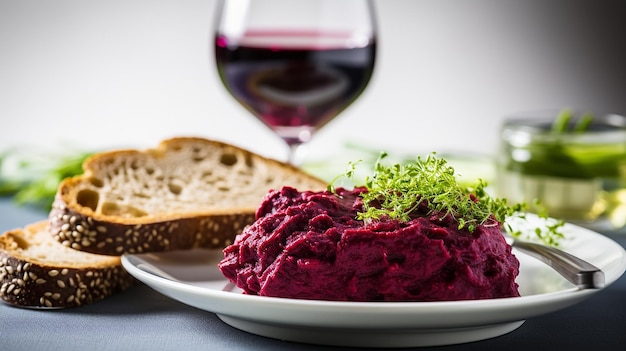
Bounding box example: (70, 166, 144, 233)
(61, 269, 69, 275)
(36, 279, 46, 284)
(57, 280, 66, 288)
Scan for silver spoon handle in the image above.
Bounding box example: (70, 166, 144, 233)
(512, 239, 605, 289)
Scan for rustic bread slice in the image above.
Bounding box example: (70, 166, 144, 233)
(0, 221, 134, 308)
(48, 137, 328, 256)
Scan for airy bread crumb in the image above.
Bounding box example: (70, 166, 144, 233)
(47, 137, 327, 255)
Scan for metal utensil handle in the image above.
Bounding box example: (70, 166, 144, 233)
(512, 240, 605, 289)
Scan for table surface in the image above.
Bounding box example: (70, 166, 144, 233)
(1, 197, 625, 351)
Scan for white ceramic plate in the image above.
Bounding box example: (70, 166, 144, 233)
(121, 220, 626, 348)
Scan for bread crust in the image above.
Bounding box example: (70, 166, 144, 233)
(0, 222, 135, 308)
(48, 196, 256, 255)
(47, 137, 327, 255)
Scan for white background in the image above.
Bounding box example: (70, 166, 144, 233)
(1, 0, 625, 163)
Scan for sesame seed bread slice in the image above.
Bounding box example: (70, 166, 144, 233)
(0, 221, 135, 308)
(48, 137, 328, 256)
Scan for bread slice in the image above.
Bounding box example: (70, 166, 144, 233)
(48, 137, 328, 256)
(0, 221, 134, 308)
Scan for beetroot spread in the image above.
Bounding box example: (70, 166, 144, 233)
(218, 186, 520, 302)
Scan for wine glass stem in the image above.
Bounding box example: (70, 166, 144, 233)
(287, 143, 302, 166)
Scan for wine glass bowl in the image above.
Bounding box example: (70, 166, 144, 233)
(214, 0, 376, 164)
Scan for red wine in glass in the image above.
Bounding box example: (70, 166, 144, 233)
(215, 29, 376, 164)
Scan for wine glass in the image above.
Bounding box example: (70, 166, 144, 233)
(214, 0, 377, 165)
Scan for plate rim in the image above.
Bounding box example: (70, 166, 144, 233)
(121, 218, 626, 331)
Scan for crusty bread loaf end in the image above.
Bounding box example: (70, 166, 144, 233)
(0, 221, 135, 308)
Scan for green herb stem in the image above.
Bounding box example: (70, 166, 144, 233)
(551, 108, 573, 134)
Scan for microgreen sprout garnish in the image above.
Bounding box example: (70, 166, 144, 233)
(329, 151, 565, 245)
(505, 201, 566, 246)
(327, 159, 361, 195)
(504, 213, 566, 247)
